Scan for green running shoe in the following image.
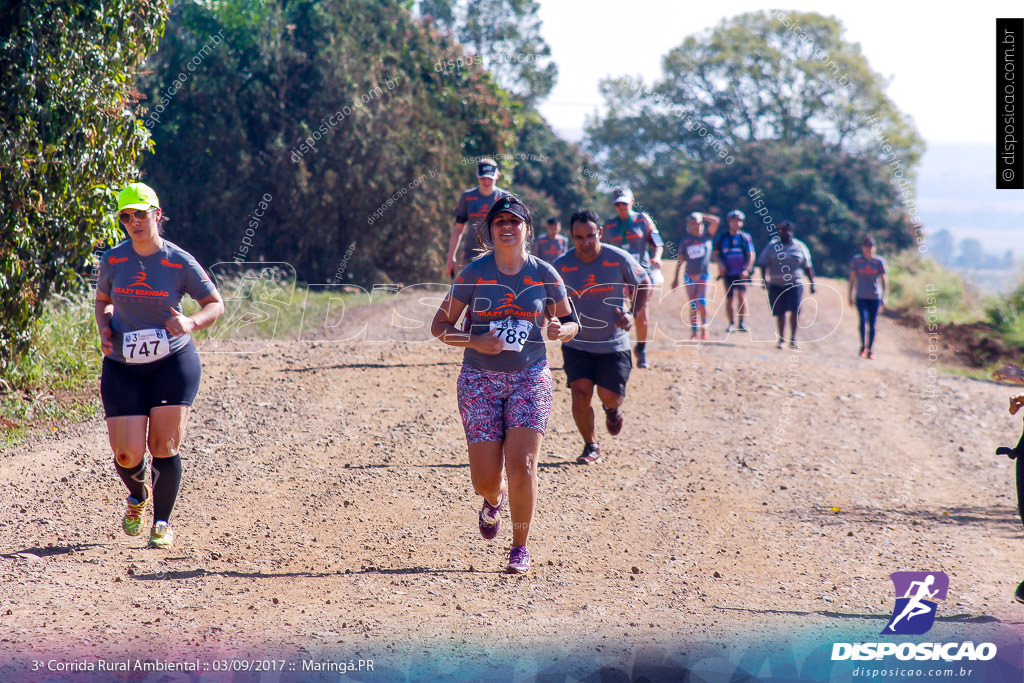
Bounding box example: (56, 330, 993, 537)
(123, 484, 152, 536)
(149, 521, 174, 548)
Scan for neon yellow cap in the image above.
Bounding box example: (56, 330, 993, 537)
(117, 183, 160, 212)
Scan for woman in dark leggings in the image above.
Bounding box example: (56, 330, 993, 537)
(848, 236, 888, 359)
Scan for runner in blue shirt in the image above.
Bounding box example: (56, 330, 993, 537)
(713, 210, 756, 333)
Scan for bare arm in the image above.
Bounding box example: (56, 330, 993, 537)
(430, 290, 504, 354)
(545, 297, 579, 342)
(446, 222, 467, 278)
(95, 292, 115, 355)
(705, 214, 720, 238)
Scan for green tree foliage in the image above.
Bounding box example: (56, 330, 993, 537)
(510, 110, 600, 225)
(139, 0, 515, 284)
(0, 0, 170, 370)
(419, 0, 557, 105)
(586, 11, 924, 273)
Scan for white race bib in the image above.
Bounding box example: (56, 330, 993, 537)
(489, 318, 532, 352)
(687, 244, 706, 259)
(122, 328, 171, 364)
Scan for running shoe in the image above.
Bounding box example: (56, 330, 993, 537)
(506, 545, 530, 574)
(700, 327, 709, 340)
(577, 443, 602, 464)
(725, 323, 735, 333)
(866, 350, 874, 360)
(635, 345, 648, 369)
(478, 490, 505, 540)
(689, 331, 699, 341)
(1016, 580, 1024, 604)
(737, 323, 749, 332)
(148, 521, 174, 548)
(859, 347, 866, 358)
(790, 341, 798, 350)
(605, 408, 623, 436)
(123, 483, 152, 536)
(776, 341, 784, 350)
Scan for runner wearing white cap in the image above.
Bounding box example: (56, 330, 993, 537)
(602, 187, 663, 368)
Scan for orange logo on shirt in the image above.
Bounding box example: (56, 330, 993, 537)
(602, 260, 620, 267)
(129, 271, 153, 290)
(584, 273, 597, 287)
(523, 276, 543, 286)
(108, 256, 130, 264)
(161, 258, 183, 269)
(114, 269, 169, 298)
(560, 265, 578, 272)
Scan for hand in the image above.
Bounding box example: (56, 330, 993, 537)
(614, 307, 634, 331)
(472, 328, 505, 355)
(166, 308, 196, 337)
(650, 257, 662, 271)
(100, 327, 114, 355)
(849, 296, 855, 307)
(1011, 393, 1024, 416)
(546, 317, 563, 341)
(809, 283, 816, 294)
(447, 256, 458, 279)
(994, 363, 1024, 384)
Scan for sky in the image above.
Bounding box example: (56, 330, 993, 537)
(535, 0, 1018, 145)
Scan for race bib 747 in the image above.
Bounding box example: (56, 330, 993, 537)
(122, 328, 171, 364)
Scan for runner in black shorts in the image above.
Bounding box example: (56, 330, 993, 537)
(713, 210, 756, 332)
(553, 210, 649, 464)
(96, 183, 224, 548)
(757, 220, 815, 349)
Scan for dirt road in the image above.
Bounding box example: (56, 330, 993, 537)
(2, 272, 1022, 678)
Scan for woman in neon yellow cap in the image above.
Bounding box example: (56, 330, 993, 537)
(95, 182, 224, 548)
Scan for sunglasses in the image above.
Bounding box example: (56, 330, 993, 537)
(118, 208, 154, 224)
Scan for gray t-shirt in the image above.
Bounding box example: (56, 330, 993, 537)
(678, 233, 714, 278)
(97, 239, 217, 363)
(455, 186, 508, 263)
(758, 237, 813, 286)
(451, 253, 567, 372)
(851, 255, 887, 299)
(554, 244, 647, 354)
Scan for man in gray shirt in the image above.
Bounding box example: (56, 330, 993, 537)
(446, 158, 507, 277)
(553, 209, 650, 464)
(757, 220, 816, 350)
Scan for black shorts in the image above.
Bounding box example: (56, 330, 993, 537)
(767, 284, 803, 315)
(723, 274, 749, 298)
(100, 342, 202, 418)
(561, 346, 631, 397)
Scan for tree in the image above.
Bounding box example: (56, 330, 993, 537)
(585, 11, 925, 274)
(139, 0, 516, 284)
(0, 0, 170, 369)
(928, 229, 956, 266)
(418, 0, 558, 105)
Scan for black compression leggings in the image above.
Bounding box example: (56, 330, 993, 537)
(856, 298, 881, 350)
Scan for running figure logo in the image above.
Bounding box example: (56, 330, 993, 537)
(882, 571, 948, 635)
